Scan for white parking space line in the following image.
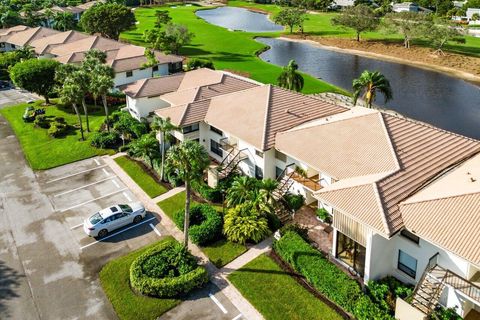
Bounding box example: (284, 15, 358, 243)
(59, 188, 127, 212)
(232, 314, 243, 320)
(70, 223, 83, 230)
(209, 293, 228, 314)
(94, 158, 100, 165)
(102, 168, 110, 176)
(123, 192, 132, 202)
(46, 165, 108, 184)
(80, 217, 156, 250)
(112, 179, 120, 189)
(149, 223, 161, 237)
(53, 176, 116, 197)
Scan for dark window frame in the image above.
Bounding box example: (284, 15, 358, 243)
(210, 139, 223, 157)
(255, 165, 263, 179)
(210, 126, 223, 136)
(398, 250, 417, 278)
(126, 70, 133, 77)
(255, 150, 264, 158)
(400, 229, 420, 244)
(152, 65, 159, 72)
(182, 123, 199, 134)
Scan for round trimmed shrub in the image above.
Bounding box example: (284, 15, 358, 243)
(283, 193, 305, 211)
(130, 241, 208, 298)
(173, 204, 223, 245)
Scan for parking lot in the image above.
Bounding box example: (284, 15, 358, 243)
(35, 157, 165, 258)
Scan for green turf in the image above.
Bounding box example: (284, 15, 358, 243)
(157, 191, 192, 220)
(228, 254, 343, 320)
(120, 5, 344, 94)
(201, 239, 247, 268)
(99, 236, 181, 320)
(229, 0, 480, 57)
(0, 100, 115, 170)
(114, 155, 167, 198)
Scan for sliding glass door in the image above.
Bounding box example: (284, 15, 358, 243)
(336, 232, 366, 277)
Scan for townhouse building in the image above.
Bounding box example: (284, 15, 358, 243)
(147, 69, 480, 319)
(0, 25, 183, 87)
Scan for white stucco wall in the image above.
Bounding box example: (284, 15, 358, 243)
(126, 95, 170, 120)
(114, 64, 169, 87)
(367, 232, 470, 285)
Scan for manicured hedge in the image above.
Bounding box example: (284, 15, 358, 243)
(130, 241, 208, 298)
(274, 231, 393, 320)
(173, 204, 223, 245)
(283, 193, 305, 211)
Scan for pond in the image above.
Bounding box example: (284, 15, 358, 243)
(258, 37, 480, 140)
(195, 7, 284, 32)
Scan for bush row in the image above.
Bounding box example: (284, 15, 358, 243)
(174, 204, 223, 245)
(130, 241, 208, 298)
(91, 131, 120, 149)
(274, 231, 394, 320)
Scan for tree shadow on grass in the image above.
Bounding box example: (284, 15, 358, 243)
(0, 260, 24, 318)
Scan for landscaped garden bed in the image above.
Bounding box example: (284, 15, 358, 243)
(115, 155, 168, 198)
(99, 237, 181, 320)
(228, 253, 344, 320)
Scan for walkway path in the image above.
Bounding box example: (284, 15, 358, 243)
(103, 155, 268, 320)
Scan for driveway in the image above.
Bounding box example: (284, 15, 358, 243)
(0, 117, 164, 319)
(0, 87, 39, 108)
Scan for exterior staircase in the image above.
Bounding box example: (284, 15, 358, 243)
(217, 148, 248, 179)
(411, 269, 446, 314)
(272, 164, 296, 223)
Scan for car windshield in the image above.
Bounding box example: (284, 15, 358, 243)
(89, 212, 103, 225)
(119, 204, 133, 213)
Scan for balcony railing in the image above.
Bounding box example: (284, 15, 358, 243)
(219, 137, 237, 151)
(290, 172, 323, 191)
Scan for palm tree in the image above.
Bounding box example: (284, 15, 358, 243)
(70, 70, 91, 132)
(151, 116, 179, 181)
(59, 81, 84, 140)
(51, 12, 75, 31)
(277, 60, 304, 92)
(258, 178, 279, 208)
(90, 64, 115, 131)
(226, 176, 259, 208)
(128, 134, 160, 169)
(165, 140, 210, 247)
(352, 70, 393, 108)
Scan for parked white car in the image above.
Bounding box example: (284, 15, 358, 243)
(83, 203, 146, 238)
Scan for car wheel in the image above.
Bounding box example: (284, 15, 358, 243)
(98, 229, 108, 238)
(133, 215, 142, 223)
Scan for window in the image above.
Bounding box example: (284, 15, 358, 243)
(401, 229, 420, 244)
(152, 65, 159, 72)
(182, 123, 199, 134)
(0, 43, 4, 48)
(255, 150, 264, 158)
(126, 70, 133, 77)
(255, 165, 263, 179)
(336, 232, 366, 277)
(210, 139, 223, 157)
(11, 44, 15, 49)
(275, 150, 287, 162)
(276, 166, 283, 179)
(210, 126, 223, 136)
(119, 204, 133, 213)
(398, 250, 417, 278)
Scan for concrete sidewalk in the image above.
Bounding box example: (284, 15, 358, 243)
(103, 155, 267, 320)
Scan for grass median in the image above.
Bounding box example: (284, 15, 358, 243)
(0, 100, 114, 170)
(114, 155, 167, 198)
(99, 236, 181, 320)
(228, 253, 343, 320)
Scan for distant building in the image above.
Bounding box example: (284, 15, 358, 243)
(453, 0, 466, 8)
(392, 2, 419, 12)
(467, 8, 480, 19)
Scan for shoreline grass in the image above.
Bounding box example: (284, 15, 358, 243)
(114, 155, 168, 198)
(120, 5, 344, 94)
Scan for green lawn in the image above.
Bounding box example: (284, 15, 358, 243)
(157, 192, 245, 268)
(229, 0, 480, 57)
(0, 100, 115, 170)
(228, 254, 343, 320)
(201, 239, 247, 268)
(120, 5, 343, 94)
(99, 236, 181, 320)
(114, 155, 168, 198)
